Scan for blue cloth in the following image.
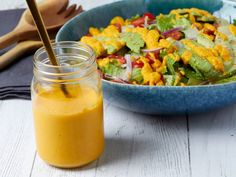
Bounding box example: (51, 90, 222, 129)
(0, 9, 32, 100)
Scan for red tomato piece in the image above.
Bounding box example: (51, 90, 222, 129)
(143, 12, 155, 20)
(131, 16, 146, 27)
(145, 53, 155, 64)
(107, 54, 117, 58)
(131, 12, 156, 27)
(132, 61, 144, 68)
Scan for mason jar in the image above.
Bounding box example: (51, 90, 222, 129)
(31, 42, 104, 168)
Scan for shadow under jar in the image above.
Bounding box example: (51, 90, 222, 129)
(31, 42, 104, 168)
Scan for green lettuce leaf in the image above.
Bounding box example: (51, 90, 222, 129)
(106, 45, 117, 54)
(178, 66, 204, 85)
(148, 24, 158, 30)
(156, 14, 175, 32)
(163, 75, 175, 86)
(197, 33, 215, 48)
(184, 67, 204, 80)
(121, 32, 145, 53)
(131, 68, 143, 84)
(94, 36, 123, 54)
(174, 18, 191, 29)
(214, 68, 236, 83)
(216, 75, 236, 84)
(166, 56, 176, 75)
(187, 78, 205, 85)
(160, 49, 168, 58)
(189, 53, 221, 80)
(100, 61, 125, 77)
(180, 43, 222, 80)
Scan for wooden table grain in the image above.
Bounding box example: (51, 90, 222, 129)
(1, 0, 236, 177)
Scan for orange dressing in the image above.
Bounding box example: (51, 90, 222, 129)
(33, 85, 104, 168)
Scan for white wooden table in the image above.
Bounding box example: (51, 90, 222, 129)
(1, 0, 236, 177)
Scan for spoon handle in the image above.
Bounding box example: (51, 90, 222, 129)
(0, 27, 38, 50)
(0, 29, 20, 50)
(0, 40, 42, 70)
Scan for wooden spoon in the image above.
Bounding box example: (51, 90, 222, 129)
(0, 30, 57, 70)
(0, 0, 83, 50)
(0, 40, 43, 70)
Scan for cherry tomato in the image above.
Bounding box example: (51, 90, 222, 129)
(131, 16, 146, 27)
(143, 12, 155, 20)
(131, 12, 155, 27)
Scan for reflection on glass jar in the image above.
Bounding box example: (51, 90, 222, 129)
(31, 42, 104, 168)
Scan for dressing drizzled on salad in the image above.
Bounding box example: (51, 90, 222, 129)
(80, 8, 236, 86)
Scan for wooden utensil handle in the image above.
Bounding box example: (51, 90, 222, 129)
(0, 41, 42, 70)
(0, 29, 20, 50)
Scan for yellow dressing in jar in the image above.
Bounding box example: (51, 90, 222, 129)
(31, 42, 104, 168)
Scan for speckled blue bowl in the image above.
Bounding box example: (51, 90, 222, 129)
(56, 0, 236, 115)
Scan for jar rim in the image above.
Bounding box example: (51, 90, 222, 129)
(33, 41, 97, 83)
(34, 41, 95, 69)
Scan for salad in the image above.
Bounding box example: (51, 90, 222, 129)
(80, 8, 236, 86)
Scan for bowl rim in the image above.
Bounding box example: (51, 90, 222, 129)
(102, 79, 236, 89)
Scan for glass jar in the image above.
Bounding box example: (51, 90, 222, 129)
(31, 42, 104, 168)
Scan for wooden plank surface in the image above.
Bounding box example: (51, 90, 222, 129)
(0, 100, 36, 177)
(189, 104, 236, 177)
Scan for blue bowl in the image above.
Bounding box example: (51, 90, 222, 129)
(56, 0, 236, 115)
